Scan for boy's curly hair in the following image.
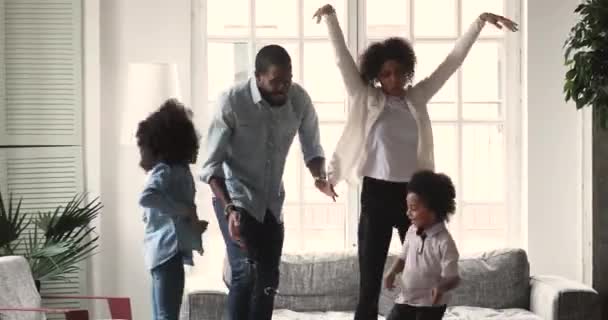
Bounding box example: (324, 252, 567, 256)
(359, 37, 416, 85)
(407, 170, 456, 222)
(136, 98, 199, 166)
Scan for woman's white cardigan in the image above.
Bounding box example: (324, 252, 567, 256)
(323, 13, 486, 186)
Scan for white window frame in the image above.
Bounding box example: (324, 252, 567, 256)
(191, 0, 523, 253)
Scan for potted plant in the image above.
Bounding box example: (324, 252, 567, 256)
(564, 0, 608, 128)
(0, 191, 102, 290)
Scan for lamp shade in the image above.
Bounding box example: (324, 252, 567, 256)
(120, 63, 181, 145)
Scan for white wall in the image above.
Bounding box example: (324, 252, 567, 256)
(96, 1, 192, 319)
(524, 0, 589, 282)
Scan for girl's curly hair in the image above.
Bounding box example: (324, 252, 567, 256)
(136, 98, 200, 166)
(359, 37, 416, 85)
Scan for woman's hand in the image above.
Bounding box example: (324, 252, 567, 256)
(480, 13, 519, 32)
(315, 178, 338, 202)
(313, 4, 335, 24)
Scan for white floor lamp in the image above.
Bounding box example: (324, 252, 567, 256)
(120, 63, 182, 146)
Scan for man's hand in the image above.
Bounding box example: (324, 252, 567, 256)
(227, 209, 246, 249)
(187, 205, 198, 220)
(315, 179, 338, 201)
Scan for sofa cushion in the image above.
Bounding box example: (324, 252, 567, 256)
(223, 251, 359, 311)
(445, 306, 542, 319)
(379, 249, 530, 315)
(273, 310, 384, 320)
(226, 248, 530, 313)
(223, 251, 358, 296)
(277, 252, 359, 296)
(450, 249, 530, 309)
(273, 307, 542, 320)
(274, 294, 357, 312)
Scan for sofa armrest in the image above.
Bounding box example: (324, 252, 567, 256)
(530, 275, 600, 320)
(186, 290, 227, 320)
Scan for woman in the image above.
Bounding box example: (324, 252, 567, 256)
(313, 5, 518, 320)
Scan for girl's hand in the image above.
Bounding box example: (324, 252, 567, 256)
(480, 13, 519, 32)
(313, 4, 335, 24)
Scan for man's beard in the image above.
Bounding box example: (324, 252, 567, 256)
(260, 88, 287, 107)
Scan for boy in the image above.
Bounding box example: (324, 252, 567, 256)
(383, 170, 460, 320)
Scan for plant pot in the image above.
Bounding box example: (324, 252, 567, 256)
(34, 280, 41, 293)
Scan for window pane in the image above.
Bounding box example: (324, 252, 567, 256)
(283, 145, 300, 203)
(282, 204, 303, 252)
(303, 42, 346, 102)
(367, 0, 408, 38)
(462, 124, 504, 202)
(463, 204, 506, 230)
(445, 212, 460, 245)
(414, 42, 457, 103)
(462, 0, 504, 37)
(315, 102, 346, 121)
(462, 42, 502, 102)
(414, 0, 457, 37)
(432, 124, 459, 187)
(302, 204, 346, 252)
(460, 204, 507, 253)
(255, 42, 300, 81)
(304, 0, 346, 37)
(428, 102, 457, 121)
(389, 229, 405, 254)
(303, 123, 347, 203)
(208, 0, 249, 37)
(207, 42, 250, 100)
(463, 103, 502, 120)
(256, 0, 297, 37)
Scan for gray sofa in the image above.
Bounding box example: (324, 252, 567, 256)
(184, 249, 600, 320)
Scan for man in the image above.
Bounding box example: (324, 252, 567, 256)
(200, 45, 337, 320)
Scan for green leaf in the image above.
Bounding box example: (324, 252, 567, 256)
(0, 192, 103, 280)
(565, 69, 577, 81)
(0, 193, 30, 251)
(563, 0, 608, 128)
(30, 242, 71, 258)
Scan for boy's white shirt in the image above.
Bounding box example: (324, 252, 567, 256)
(397, 223, 460, 306)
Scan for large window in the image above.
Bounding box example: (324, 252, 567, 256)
(195, 0, 521, 267)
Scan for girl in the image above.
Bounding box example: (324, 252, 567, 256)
(137, 98, 207, 320)
(313, 5, 517, 319)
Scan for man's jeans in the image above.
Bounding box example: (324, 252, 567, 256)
(213, 198, 284, 320)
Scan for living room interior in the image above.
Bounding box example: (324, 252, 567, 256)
(0, 0, 606, 319)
